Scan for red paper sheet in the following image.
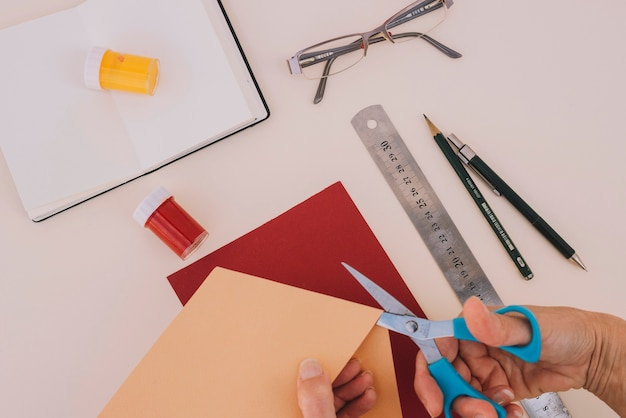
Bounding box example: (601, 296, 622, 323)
(168, 181, 430, 417)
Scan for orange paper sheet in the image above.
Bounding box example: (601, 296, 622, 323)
(99, 267, 402, 417)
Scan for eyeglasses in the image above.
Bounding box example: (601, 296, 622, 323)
(287, 0, 460, 103)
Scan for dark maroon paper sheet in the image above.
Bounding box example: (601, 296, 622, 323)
(167, 182, 430, 417)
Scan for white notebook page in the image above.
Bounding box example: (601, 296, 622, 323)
(0, 0, 252, 215)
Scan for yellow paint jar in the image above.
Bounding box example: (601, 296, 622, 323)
(84, 47, 159, 95)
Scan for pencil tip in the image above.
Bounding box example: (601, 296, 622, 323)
(423, 115, 440, 137)
(570, 254, 587, 271)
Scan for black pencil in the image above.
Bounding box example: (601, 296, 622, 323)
(424, 115, 534, 280)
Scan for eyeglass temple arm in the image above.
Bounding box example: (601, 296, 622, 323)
(395, 32, 461, 58)
(386, 0, 446, 32)
(297, 41, 364, 70)
(313, 33, 461, 104)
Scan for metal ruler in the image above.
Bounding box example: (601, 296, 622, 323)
(351, 105, 571, 418)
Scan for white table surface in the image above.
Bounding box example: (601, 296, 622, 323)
(1, 0, 624, 416)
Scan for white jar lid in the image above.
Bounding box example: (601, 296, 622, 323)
(133, 186, 172, 226)
(84, 46, 108, 90)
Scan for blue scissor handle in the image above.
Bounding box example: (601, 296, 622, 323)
(452, 305, 542, 363)
(428, 357, 506, 418)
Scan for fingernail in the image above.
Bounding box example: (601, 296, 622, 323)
(299, 358, 323, 380)
(493, 388, 515, 405)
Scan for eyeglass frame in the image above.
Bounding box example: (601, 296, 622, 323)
(311, 32, 461, 103)
(287, 0, 454, 76)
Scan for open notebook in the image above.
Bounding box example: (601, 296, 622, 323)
(0, 0, 269, 221)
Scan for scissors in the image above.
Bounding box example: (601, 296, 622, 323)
(342, 263, 542, 418)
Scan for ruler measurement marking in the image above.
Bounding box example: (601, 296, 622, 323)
(359, 110, 496, 305)
(351, 105, 572, 418)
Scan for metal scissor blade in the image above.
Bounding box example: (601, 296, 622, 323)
(342, 263, 446, 363)
(377, 312, 455, 340)
(342, 262, 415, 316)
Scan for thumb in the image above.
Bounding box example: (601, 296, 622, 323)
(297, 359, 336, 418)
(463, 296, 533, 348)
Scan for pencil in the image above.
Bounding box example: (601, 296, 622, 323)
(424, 115, 534, 280)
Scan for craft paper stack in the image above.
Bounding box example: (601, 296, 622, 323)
(100, 182, 432, 417)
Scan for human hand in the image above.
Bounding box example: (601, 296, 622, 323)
(297, 358, 376, 418)
(414, 296, 608, 417)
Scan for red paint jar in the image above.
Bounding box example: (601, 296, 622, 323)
(134, 187, 208, 260)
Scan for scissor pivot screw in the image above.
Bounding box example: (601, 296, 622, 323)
(406, 320, 419, 334)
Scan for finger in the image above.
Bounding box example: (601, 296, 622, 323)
(414, 351, 444, 418)
(503, 402, 524, 418)
(481, 385, 515, 407)
(333, 370, 374, 411)
(463, 296, 533, 348)
(297, 359, 336, 418)
(452, 388, 521, 418)
(332, 358, 362, 388)
(452, 396, 502, 418)
(336, 387, 376, 418)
